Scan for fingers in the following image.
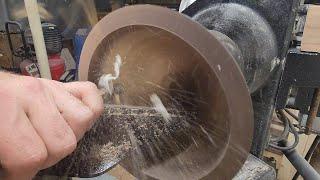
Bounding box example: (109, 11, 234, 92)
(0, 93, 47, 179)
(21, 79, 77, 169)
(0, 76, 103, 179)
(63, 81, 104, 120)
(40, 80, 97, 141)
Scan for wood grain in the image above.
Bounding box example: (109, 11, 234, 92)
(301, 5, 320, 53)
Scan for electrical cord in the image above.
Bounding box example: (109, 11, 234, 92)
(283, 110, 306, 134)
(270, 112, 290, 142)
(269, 110, 300, 151)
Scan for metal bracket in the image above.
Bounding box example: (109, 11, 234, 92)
(276, 49, 320, 114)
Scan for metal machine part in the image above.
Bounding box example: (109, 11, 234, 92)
(42, 5, 253, 179)
(209, 30, 244, 73)
(39, 23, 63, 54)
(267, 3, 320, 178)
(182, 0, 300, 157)
(276, 49, 320, 134)
(293, 136, 320, 179)
(234, 154, 276, 180)
(188, 3, 278, 93)
(282, 142, 320, 180)
(275, 4, 320, 136)
(24, 23, 63, 55)
(276, 49, 320, 113)
(300, 114, 320, 134)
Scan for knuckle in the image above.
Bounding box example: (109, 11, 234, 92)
(83, 81, 98, 91)
(84, 107, 95, 118)
(52, 129, 77, 157)
(47, 114, 77, 157)
(23, 78, 44, 93)
(79, 108, 95, 127)
(95, 104, 104, 117)
(25, 148, 48, 168)
(86, 101, 103, 120)
(61, 135, 77, 156)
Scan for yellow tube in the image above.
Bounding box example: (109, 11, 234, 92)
(24, 0, 52, 79)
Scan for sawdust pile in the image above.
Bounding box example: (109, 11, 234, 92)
(89, 141, 132, 165)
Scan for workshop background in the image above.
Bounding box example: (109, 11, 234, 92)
(1, 0, 320, 179)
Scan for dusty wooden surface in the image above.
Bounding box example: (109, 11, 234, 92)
(301, 5, 320, 53)
(108, 165, 135, 180)
(310, 146, 320, 174)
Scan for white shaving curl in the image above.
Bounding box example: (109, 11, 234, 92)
(114, 54, 122, 78)
(98, 54, 122, 95)
(150, 94, 171, 123)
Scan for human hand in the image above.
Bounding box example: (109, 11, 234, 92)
(0, 73, 103, 180)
